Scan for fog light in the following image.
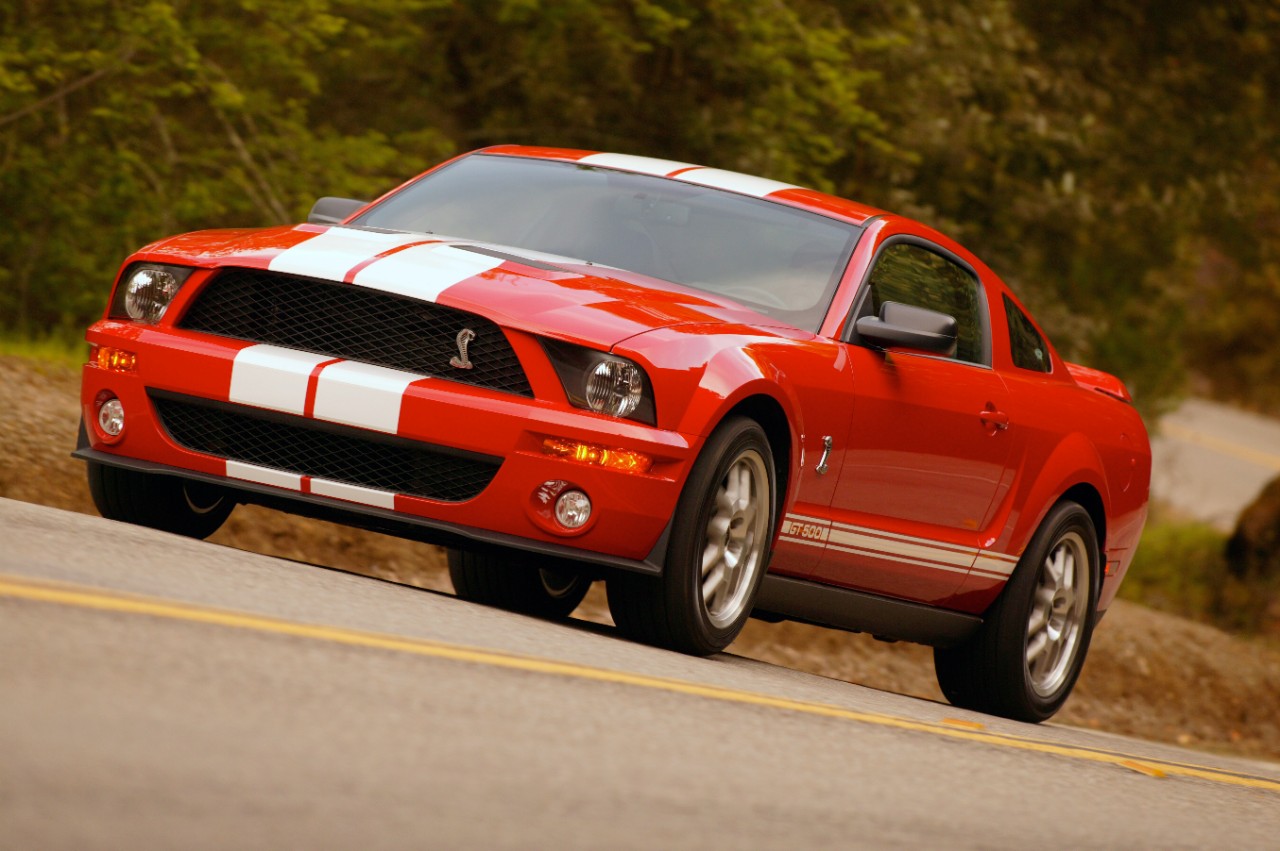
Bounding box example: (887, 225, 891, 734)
(98, 397, 125, 436)
(554, 490, 592, 529)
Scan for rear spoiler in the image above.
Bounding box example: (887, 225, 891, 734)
(1065, 362, 1132, 403)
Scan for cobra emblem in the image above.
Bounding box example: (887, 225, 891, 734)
(449, 328, 477, 370)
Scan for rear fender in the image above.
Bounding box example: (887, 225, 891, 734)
(990, 431, 1110, 573)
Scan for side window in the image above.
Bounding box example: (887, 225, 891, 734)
(1003, 295, 1052, 373)
(865, 243, 985, 364)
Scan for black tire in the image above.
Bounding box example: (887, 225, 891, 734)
(606, 416, 776, 656)
(87, 461, 234, 539)
(934, 500, 1099, 722)
(447, 548, 591, 619)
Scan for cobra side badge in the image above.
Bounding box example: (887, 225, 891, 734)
(450, 328, 476, 369)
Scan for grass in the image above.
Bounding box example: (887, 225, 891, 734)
(0, 333, 88, 369)
(1120, 507, 1278, 634)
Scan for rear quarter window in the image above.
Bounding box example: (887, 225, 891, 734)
(1004, 295, 1052, 373)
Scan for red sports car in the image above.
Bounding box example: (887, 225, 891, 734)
(77, 145, 1150, 721)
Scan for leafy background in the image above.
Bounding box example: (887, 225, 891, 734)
(2, 0, 1277, 416)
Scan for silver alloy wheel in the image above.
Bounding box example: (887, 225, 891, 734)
(1025, 530, 1090, 697)
(700, 448, 770, 629)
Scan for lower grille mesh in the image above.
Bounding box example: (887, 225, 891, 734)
(152, 393, 500, 503)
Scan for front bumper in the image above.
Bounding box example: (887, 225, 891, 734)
(80, 320, 696, 573)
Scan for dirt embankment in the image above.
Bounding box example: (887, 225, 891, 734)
(4, 355, 1278, 761)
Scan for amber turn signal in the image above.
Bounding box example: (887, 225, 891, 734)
(541, 438, 653, 474)
(95, 346, 138, 372)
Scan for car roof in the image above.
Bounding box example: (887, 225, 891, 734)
(479, 145, 887, 227)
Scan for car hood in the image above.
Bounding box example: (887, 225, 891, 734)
(142, 224, 798, 349)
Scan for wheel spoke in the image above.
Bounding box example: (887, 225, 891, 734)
(1027, 605, 1049, 637)
(702, 564, 724, 603)
(701, 540, 723, 576)
(706, 513, 730, 544)
(1045, 548, 1064, 585)
(1026, 631, 1049, 664)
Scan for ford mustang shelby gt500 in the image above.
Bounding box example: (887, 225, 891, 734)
(77, 145, 1150, 721)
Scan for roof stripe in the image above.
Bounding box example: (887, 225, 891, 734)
(577, 152, 697, 177)
(672, 168, 797, 198)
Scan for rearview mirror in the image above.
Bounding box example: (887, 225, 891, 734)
(307, 197, 369, 225)
(855, 301, 957, 354)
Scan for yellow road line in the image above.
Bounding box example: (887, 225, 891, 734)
(3, 572, 1278, 793)
(1161, 422, 1280, 471)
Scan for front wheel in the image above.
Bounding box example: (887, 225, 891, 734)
(607, 417, 775, 656)
(87, 461, 234, 539)
(447, 548, 591, 619)
(934, 500, 1099, 722)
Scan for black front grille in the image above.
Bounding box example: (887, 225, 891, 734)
(152, 392, 501, 503)
(178, 267, 532, 397)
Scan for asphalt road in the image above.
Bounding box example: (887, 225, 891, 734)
(3, 498, 1278, 849)
(1151, 398, 1280, 529)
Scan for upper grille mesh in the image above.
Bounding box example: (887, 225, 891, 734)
(178, 267, 532, 397)
(152, 393, 500, 503)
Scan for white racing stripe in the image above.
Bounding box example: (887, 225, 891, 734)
(352, 242, 503, 302)
(311, 360, 421, 434)
(229, 345, 332, 415)
(225, 461, 302, 491)
(309, 478, 397, 510)
(674, 168, 797, 198)
(578, 152, 697, 176)
(269, 228, 425, 281)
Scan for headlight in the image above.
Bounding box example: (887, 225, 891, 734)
(586, 359, 644, 417)
(109, 263, 195, 323)
(542, 339, 657, 424)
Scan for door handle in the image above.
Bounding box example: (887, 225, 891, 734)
(980, 408, 1010, 431)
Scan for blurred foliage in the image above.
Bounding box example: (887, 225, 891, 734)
(0, 331, 87, 368)
(1, 0, 1277, 414)
(1119, 510, 1278, 635)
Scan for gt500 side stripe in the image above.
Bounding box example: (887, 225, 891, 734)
(778, 512, 1019, 578)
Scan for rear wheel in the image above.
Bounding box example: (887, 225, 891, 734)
(87, 461, 234, 539)
(447, 548, 591, 619)
(607, 417, 775, 656)
(934, 500, 1098, 722)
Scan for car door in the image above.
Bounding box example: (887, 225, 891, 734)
(808, 237, 1019, 604)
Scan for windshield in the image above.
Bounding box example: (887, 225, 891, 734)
(354, 154, 862, 332)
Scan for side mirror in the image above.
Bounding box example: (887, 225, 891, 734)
(855, 301, 957, 354)
(307, 197, 369, 225)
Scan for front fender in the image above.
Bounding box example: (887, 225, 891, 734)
(615, 325, 847, 506)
